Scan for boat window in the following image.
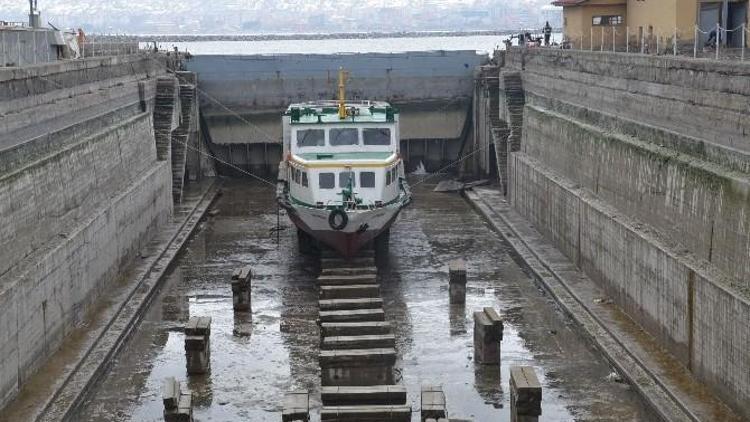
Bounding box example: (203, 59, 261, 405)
(297, 129, 325, 147)
(363, 128, 391, 146)
(319, 173, 335, 189)
(360, 172, 375, 188)
(329, 128, 359, 146)
(302, 172, 308, 187)
(386, 169, 391, 185)
(339, 171, 356, 188)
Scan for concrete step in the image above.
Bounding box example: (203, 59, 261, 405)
(322, 334, 396, 350)
(319, 348, 397, 366)
(319, 284, 380, 300)
(318, 274, 377, 286)
(319, 308, 385, 323)
(321, 266, 378, 276)
(319, 298, 384, 311)
(320, 405, 411, 421)
(321, 321, 392, 337)
(321, 385, 407, 406)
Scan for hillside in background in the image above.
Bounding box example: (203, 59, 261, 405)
(0, 0, 559, 34)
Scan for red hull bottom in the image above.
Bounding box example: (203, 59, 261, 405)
(287, 212, 397, 258)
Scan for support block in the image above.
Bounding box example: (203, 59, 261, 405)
(282, 391, 310, 422)
(473, 307, 503, 365)
(319, 298, 384, 311)
(448, 259, 467, 304)
(318, 274, 378, 286)
(321, 321, 392, 337)
(231, 266, 252, 312)
(320, 348, 396, 386)
(421, 385, 447, 421)
(319, 308, 386, 323)
(322, 334, 396, 350)
(510, 366, 542, 422)
(321, 385, 407, 406)
(319, 284, 380, 299)
(320, 405, 411, 421)
(162, 378, 193, 422)
(185, 317, 211, 374)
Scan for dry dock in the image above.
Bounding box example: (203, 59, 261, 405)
(70, 180, 652, 421)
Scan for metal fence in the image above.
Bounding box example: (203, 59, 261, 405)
(565, 24, 749, 62)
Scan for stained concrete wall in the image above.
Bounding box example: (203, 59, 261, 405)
(186, 51, 486, 112)
(0, 29, 58, 67)
(0, 55, 175, 409)
(501, 47, 750, 418)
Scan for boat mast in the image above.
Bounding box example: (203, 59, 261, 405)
(337, 67, 349, 120)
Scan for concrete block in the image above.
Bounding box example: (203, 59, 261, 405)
(319, 308, 385, 323)
(185, 317, 211, 374)
(320, 405, 411, 421)
(319, 284, 380, 300)
(448, 259, 467, 304)
(319, 298, 383, 311)
(321, 385, 407, 406)
(282, 391, 310, 422)
(320, 348, 396, 386)
(509, 366, 542, 422)
(322, 334, 396, 350)
(421, 385, 447, 421)
(230, 266, 252, 312)
(317, 274, 377, 286)
(320, 321, 392, 337)
(163, 378, 193, 422)
(473, 308, 503, 364)
(321, 266, 378, 277)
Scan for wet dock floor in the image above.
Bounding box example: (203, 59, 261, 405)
(75, 178, 655, 421)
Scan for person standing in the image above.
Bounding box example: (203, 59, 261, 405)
(543, 21, 552, 46)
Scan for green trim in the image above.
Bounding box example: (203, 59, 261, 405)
(297, 151, 394, 161)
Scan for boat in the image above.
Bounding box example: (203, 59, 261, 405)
(276, 68, 412, 260)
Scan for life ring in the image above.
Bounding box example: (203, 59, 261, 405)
(328, 209, 348, 231)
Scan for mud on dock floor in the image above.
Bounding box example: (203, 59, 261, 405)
(73, 178, 655, 421)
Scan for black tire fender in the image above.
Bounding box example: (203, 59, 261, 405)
(328, 209, 348, 231)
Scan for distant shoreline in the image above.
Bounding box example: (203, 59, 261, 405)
(96, 29, 560, 42)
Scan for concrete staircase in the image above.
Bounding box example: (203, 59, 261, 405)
(171, 81, 195, 203)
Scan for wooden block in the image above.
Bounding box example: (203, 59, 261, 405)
(184, 335, 207, 351)
(321, 321, 392, 337)
(320, 405, 411, 421)
(319, 284, 380, 299)
(185, 316, 211, 336)
(421, 385, 446, 420)
(321, 385, 407, 406)
(318, 274, 377, 286)
(319, 308, 385, 323)
(510, 366, 542, 417)
(449, 259, 467, 284)
(282, 391, 310, 422)
(321, 266, 378, 276)
(322, 334, 396, 350)
(161, 377, 180, 410)
(319, 298, 383, 311)
(319, 348, 397, 366)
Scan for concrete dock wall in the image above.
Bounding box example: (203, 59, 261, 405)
(522, 105, 750, 289)
(509, 153, 750, 417)
(186, 51, 485, 111)
(0, 29, 58, 67)
(187, 51, 485, 175)
(500, 48, 750, 418)
(0, 55, 176, 409)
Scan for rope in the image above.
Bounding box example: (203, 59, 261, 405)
(154, 130, 277, 187)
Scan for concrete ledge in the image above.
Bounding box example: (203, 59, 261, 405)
(320, 405, 411, 421)
(7, 180, 219, 421)
(322, 334, 396, 350)
(466, 184, 744, 420)
(321, 385, 407, 406)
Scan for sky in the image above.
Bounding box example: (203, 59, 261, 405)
(0, 0, 560, 34)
